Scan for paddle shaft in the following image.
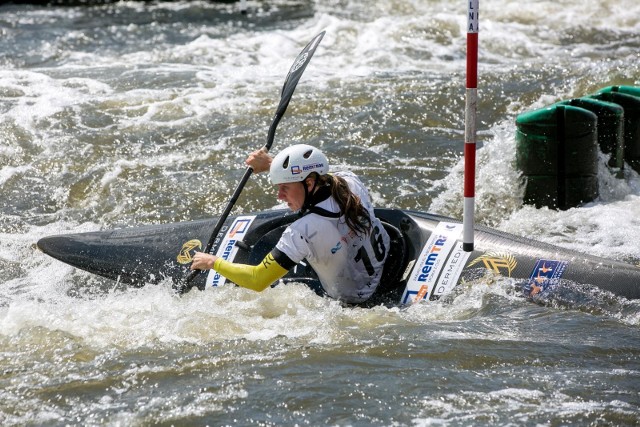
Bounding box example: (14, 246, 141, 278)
(181, 31, 325, 290)
(183, 114, 282, 284)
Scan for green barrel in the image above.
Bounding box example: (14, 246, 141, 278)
(519, 175, 599, 209)
(592, 87, 640, 172)
(599, 85, 640, 97)
(516, 104, 598, 209)
(558, 98, 624, 170)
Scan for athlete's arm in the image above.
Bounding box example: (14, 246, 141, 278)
(191, 249, 295, 292)
(213, 252, 288, 292)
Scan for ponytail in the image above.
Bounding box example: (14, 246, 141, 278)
(315, 174, 372, 235)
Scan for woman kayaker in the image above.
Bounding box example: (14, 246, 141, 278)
(191, 144, 390, 304)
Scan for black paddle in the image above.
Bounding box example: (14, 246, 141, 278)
(176, 31, 325, 294)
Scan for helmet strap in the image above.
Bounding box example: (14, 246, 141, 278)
(300, 175, 319, 214)
(300, 179, 312, 214)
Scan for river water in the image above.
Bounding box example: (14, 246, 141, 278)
(1, 0, 640, 425)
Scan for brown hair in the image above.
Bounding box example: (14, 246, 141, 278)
(314, 174, 372, 235)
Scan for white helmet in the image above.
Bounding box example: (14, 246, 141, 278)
(269, 144, 329, 185)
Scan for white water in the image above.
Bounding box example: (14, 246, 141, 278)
(1, 0, 640, 425)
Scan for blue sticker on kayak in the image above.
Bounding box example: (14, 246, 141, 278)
(525, 259, 568, 296)
(206, 215, 256, 288)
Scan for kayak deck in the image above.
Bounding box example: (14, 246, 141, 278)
(37, 208, 640, 303)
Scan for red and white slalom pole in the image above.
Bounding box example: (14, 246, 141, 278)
(463, 0, 479, 252)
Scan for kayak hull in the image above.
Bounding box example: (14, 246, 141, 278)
(37, 208, 640, 302)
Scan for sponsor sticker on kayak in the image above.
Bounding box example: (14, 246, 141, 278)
(206, 215, 256, 288)
(401, 222, 468, 305)
(524, 259, 568, 297)
(176, 239, 203, 264)
(430, 242, 471, 298)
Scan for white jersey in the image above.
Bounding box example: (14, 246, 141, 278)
(275, 171, 390, 303)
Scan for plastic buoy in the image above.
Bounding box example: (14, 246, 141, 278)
(516, 105, 598, 209)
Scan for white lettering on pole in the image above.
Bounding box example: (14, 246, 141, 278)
(468, 0, 479, 33)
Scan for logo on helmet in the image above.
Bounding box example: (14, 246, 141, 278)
(303, 162, 324, 171)
(290, 163, 324, 176)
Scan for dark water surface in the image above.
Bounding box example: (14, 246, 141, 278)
(1, 0, 640, 425)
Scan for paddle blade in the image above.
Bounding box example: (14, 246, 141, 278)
(181, 32, 326, 293)
(275, 31, 325, 119)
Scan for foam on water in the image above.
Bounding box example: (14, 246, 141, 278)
(1, 1, 640, 424)
(432, 118, 640, 264)
(0, 223, 535, 354)
(0, 235, 407, 349)
(1, 0, 639, 342)
(2, 0, 638, 139)
(1, 218, 394, 348)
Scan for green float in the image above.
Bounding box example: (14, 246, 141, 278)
(516, 104, 598, 209)
(515, 85, 640, 209)
(591, 86, 640, 172)
(558, 98, 624, 170)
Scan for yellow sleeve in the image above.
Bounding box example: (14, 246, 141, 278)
(213, 252, 288, 292)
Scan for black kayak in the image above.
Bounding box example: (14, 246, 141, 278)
(37, 208, 640, 304)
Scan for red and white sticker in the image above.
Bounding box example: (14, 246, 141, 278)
(206, 215, 256, 288)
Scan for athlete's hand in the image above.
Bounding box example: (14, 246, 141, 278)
(245, 147, 272, 173)
(190, 252, 217, 270)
